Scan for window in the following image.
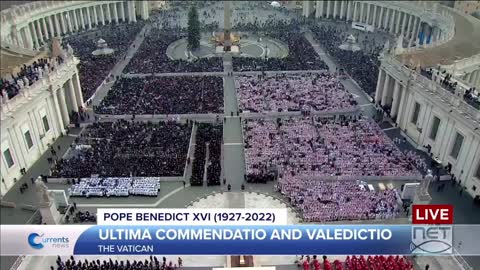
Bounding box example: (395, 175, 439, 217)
(473, 185, 477, 192)
(450, 132, 464, 159)
(429, 116, 441, 141)
(24, 130, 34, 149)
(42, 115, 50, 132)
(3, 149, 14, 168)
(411, 102, 421, 125)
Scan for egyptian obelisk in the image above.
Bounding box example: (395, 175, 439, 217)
(224, 1, 231, 52)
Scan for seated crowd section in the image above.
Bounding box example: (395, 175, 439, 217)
(51, 120, 191, 178)
(69, 177, 161, 198)
(299, 255, 414, 270)
(124, 28, 223, 73)
(64, 23, 145, 101)
(51, 256, 181, 270)
(94, 76, 224, 115)
(1, 56, 65, 99)
(190, 124, 223, 186)
(244, 117, 421, 221)
(279, 180, 400, 222)
(236, 73, 357, 113)
(232, 20, 329, 71)
(310, 25, 383, 97)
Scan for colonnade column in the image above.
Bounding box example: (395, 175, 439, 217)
(100, 5, 106, 25)
(360, 2, 365, 22)
(73, 72, 84, 108)
(57, 88, 70, 127)
(396, 85, 407, 126)
(93, 5, 98, 26)
(48, 16, 55, 39)
(346, 1, 352, 21)
(41, 18, 49, 40)
(352, 2, 357, 22)
(35, 20, 44, 45)
(366, 4, 371, 25)
(340, 1, 345, 19)
(24, 26, 33, 49)
(378, 7, 384, 29)
(51, 89, 65, 131)
(395, 11, 402, 34)
(106, 3, 112, 23)
(79, 8, 85, 30)
(113, 3, 119, 23)
(86, 7, 92, 29)
(381, 73, 391, 106)
(29, 23, 38, 48)
(389, 10, 395, 32)
(333, 1, 338, 19)
(68, 79, 79, 112)
(326, 1, 331, 18)
(120, 2, 126, 22)
(66, 12, 73, 33)
(391, 80, 402, 117)
(406, 15, 413, 38)
(375, 69, 386, 104)
(372, 5, 377, 27)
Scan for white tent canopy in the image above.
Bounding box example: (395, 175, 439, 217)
(270, 1, 281, 8)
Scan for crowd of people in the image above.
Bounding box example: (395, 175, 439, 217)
(190, 124, 223, 186)
(279, 180, 401, 222)
(125, 28, 223, 74)
(236, 73, 357, 113)
(297, 254, 413, 270)
(69, 177, 161, 198)
(233, 32, 328, 72)
(244, 117, 421, 181)
(310, 24, 384, 97)
(51, 120, 191, 178)
(51, 256, 182, 270)
(1, 56, 64, 99)
(64, 23, 145, 101)
(95, 76, 223, 115)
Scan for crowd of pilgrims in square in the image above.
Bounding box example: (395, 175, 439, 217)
(94, 76, 223, 115)
(51, 255, 183, 270)
(232, 20, 328, 71)
(124, 28, 223, 74)
(243, 117, 422, 221)
(1, 56, 65, 100)
(310, 24, 385, 97)
(297, 255, 414, 270)
(64, 22, 145, 101)
(50, 120, 191, 178)
(190, 124, 223, 186)
(236, 73, 357, 113)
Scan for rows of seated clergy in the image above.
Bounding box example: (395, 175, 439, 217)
(244, 117, 421, 180)
(51, 120, 191, 178)
(64, 22, 145, 101)
(95, 76, 224, 115)
(310, 24, 384, 98)
(236, 73, 357, 113)
(124, 28, 223, 74)
(69, 177, 161, 197)
(278, 179, 400, 222)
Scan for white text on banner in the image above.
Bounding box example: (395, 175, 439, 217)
(97, 209, 288, 225)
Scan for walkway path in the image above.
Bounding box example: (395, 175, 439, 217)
(222, 54, 246, 191)
(90, 24, 150, 107)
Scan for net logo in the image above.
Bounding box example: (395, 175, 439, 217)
(410, 226, 453, 254)
(27, 233, 70, 249)
(28, 233, 44, 249)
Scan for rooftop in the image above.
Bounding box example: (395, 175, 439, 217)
(397, 6, 480, 67)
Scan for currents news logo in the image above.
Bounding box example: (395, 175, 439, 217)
(27, 232, 70, 249)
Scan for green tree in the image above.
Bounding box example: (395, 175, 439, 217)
(187, 6, 201, 50)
